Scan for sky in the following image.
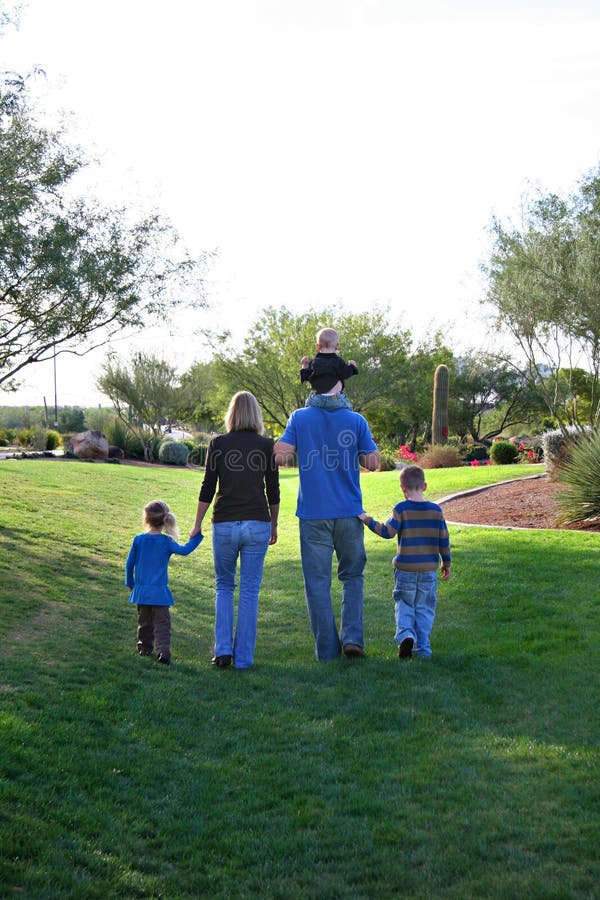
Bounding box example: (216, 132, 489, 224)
(2, 0, 600, 408)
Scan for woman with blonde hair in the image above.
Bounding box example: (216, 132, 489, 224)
(191, 391, 280, 669)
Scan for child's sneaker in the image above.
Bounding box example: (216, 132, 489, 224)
(398, 637, 414, 659)
(157, 653, 170, 665)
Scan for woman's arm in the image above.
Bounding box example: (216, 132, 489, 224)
(190, 500, 211, 538)
(268, 502, 280, 545)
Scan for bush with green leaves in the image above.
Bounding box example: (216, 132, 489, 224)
(462, 445, 490, 462)
(556, 429, 600, 527)
(16, 428, 34, 447)
(158, 439, 190, 466)
(45, 430, 61, 450)
(104, 418, 156, 460)
(188, 432, 213, 466)
(542, 426, 592, 480)
(489, 440, 519, 465)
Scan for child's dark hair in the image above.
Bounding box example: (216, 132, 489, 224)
(143, 500, 179, 539)
(400, 465, 426, 491)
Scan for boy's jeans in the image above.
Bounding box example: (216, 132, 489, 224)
(393, 569, 438, 657)
(299, 517, 366, 660)
(212, 520, 272, 668)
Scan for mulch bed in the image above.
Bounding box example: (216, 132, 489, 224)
(441, 476, 600, 532)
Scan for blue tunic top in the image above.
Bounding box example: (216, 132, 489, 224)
(125, 532, 203, 606)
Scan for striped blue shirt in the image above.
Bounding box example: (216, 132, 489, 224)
(366, 499, 451, 572)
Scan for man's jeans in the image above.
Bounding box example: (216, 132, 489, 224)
(299, 517, 366, 660)
(393, 569, 438, 657)
(212, 521, 272, 668)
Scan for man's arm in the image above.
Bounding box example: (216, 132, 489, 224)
(273, 440, 296, 466)
(359, 449, 380, 471)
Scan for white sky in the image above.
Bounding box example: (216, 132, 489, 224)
(3, 0, 600, 408)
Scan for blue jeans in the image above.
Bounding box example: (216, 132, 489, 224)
(306, 391, 353, 410)
(212, 521, 272, 668)
(299, 517, 366, 660)
(393, 569, 438, 657)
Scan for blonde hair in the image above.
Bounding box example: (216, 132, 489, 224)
(224, 391, 264, 433)
(400, 465, 426, 492)
(143, 500, 179, 539)
(316, 327, 339, 350)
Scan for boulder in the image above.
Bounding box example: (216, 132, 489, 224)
(69, 430, 109, 460)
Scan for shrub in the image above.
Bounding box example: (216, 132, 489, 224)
(419, 446, 463, 469)
(104, 418, 157, 460)
(46, 430, 61, 451)
(556, 429, 600, 527)
(377, 453, 397, 472)
(16, 428, 34, 447)
(397, 444, 419, 463)
(542, 426, 592, 480)
(158, 440, 190, 466)
(32, 427, 48, 451)
(462, 445, 490, 462)
(489, 440, 519, 465)
(188, 432, 213, 466)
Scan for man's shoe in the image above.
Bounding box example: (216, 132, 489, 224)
(211, 655, 232, 668)
(343, 644, 366, 659)
(398, 637, 414, 659)
(157, 653, 170, 665)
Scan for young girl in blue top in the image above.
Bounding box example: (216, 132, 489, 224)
(125, 500, 203, 665)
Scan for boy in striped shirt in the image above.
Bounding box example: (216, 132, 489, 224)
(359, 465, 451, 659)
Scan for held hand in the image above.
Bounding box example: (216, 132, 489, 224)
(358, 512, 369, 522)
(441, 564, 451, 580)
(348, 359, 357, 367)
(301, 356, 309, 368)
(189, 526, 202, 538)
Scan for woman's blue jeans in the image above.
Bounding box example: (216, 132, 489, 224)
(393, 569, 438, 657)
(212, 520, 272, 668)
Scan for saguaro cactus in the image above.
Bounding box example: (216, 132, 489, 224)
(432, 364, 449, 445)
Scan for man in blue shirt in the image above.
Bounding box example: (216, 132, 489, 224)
(274, 405, 379, 661)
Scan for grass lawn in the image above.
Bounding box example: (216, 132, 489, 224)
(1, 460, 598, 898)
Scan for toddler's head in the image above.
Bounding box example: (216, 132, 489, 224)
(316, 327, 340, 352)
(143, 500, 179, 539)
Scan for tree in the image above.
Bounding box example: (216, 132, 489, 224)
(0, 65, 208, 392)
(450, 351, 546, 445)
(57, 406, 85, 434)
(97, 352, 179, 461)
(176, 360, 226, 432)
(482, 165, 600, 430)
(204, 306, 421, 434)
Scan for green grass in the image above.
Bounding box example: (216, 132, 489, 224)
(1, 459, 598, 898)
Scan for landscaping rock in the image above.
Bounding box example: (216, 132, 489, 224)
(69, 430, 109, 460)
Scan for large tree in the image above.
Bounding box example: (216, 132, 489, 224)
(0, 66, 208, 391)
(450, 351, 546, 445)
(483, 165, 600, 430)
(205, 306, 422, 434)
(97, 352, 179, 461)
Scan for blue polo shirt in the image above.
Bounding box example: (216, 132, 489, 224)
(279, 406, 378, 519)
